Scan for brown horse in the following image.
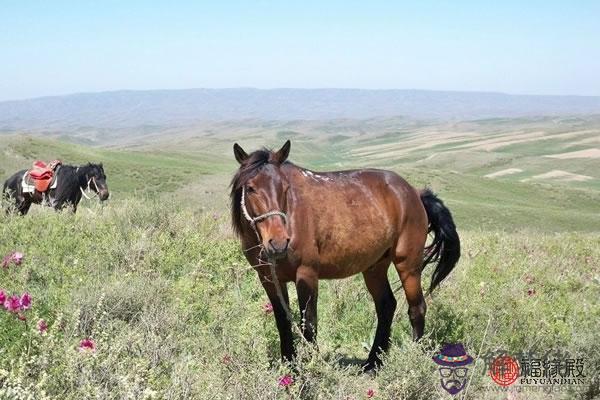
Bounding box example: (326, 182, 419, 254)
(230, 140, 460, 370)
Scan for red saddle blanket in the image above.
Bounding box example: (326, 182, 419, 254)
(27, 160, 62, 192)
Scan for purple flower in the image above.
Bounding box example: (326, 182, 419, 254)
(2, 251, 24, 269)
(37, 319, 48, 334)
(4, 295, 21, 312)
(278, 374, 293, 387)
(263, 302, 273, 314)
(1, 254, 10, 269)
(0, 290, 6, 304)
(79, 338, 96, 352)
(11, 252, 24, 266)
(20, 292, 32, 310)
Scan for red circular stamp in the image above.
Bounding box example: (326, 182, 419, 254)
(489, 355, 520, 386)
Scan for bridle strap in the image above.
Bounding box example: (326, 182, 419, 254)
(240, 186, 287, 239)
(80, 176, 99, 200)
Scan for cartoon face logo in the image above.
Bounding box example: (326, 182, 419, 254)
(433, 343, 474, 395)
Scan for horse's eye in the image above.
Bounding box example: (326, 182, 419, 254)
(246, 186, 255, 193)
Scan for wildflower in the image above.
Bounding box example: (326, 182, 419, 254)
(527, 288, 536, 296)
(79, 338, 96, 352)
(4, 295, 21, 312)
(0, 290, 5, 303)
(11, 252, 24, 266)
(263, 302, 273, 314)
(20, 292, 32, 310)
(37, 319, 48, 334)
(2, 251, 24, 268)
(366, 388, 375, 398)
(278, 374, 293, 387)
(222, 354, 232, 365)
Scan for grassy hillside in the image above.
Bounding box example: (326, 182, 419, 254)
(1, 125, 599, 399)
(3, 126, 599, 232)
(0, 201, 598, 399)
(1, 135, 227, 198)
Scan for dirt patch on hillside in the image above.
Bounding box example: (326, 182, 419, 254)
(544, 148, 600, 159)
(524, 170, 593, 182)
(484, 168, 523, 178)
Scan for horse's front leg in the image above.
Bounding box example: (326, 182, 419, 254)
(259, 273, 296, 362)
(296, 265, 319, 344)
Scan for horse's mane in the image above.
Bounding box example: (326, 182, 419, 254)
(229, 148, 272, 237)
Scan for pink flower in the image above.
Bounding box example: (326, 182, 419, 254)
(278, 374, 293, 387)
(1, 254, 11, 269)
(366, 388, 375, 398)
(4, 295, 21, 312)
(221, 354, 232, 365)
(79, 338, 96, 352)
(263, 302, 273, 314)
(0, 290, 6, 304)
(2, 251, 24, 268)
(37, 319, 48, 334)
(20, 292, 32, 310)
(11, 252, 24, 266)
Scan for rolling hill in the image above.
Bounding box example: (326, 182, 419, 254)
(1, 88, 600, 132)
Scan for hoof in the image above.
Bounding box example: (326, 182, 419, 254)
(361, 358, 382, 372)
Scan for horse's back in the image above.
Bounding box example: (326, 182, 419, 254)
(286, 166, 427, 276)
(4, 170, 26, 193)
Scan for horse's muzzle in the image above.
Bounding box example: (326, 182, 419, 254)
(99, 190, 110, 201)
(267, 238, 290, 259)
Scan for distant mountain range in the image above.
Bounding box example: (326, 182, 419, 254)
(1, 88, 599, 130)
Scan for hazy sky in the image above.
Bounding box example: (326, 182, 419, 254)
(1, 1, 599, 101)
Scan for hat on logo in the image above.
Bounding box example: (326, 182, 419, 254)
(433, 343, 474, 367)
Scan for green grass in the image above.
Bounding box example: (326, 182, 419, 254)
(1, 123, 599, 399)
(1, 135, 226, 197)
(0, 201, 598, 399)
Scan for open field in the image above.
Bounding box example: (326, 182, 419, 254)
(1, 117, 599, 399)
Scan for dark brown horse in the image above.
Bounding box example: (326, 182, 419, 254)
(230, 141, 460, 370)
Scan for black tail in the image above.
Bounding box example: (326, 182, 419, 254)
(420, 188, 460, 293)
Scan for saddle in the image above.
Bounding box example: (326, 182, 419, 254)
(25, 160, 62, 193)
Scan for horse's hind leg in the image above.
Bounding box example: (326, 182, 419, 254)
(394, 242, 426, 341)
(394, 258, 427, 341)
(362, 259, 397, 370)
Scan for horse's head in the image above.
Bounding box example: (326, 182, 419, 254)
(86, 163, 110, 201)
(231, 141, 291, 260)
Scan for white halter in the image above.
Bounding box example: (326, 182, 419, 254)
(80, 177, 99, 200)
(240, 186, 287, 239)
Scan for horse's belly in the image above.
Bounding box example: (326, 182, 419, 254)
(316, 239, 393, 279)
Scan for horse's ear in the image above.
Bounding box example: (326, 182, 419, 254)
(274, 140, 291, 164)
(233, 143, 248, 164)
